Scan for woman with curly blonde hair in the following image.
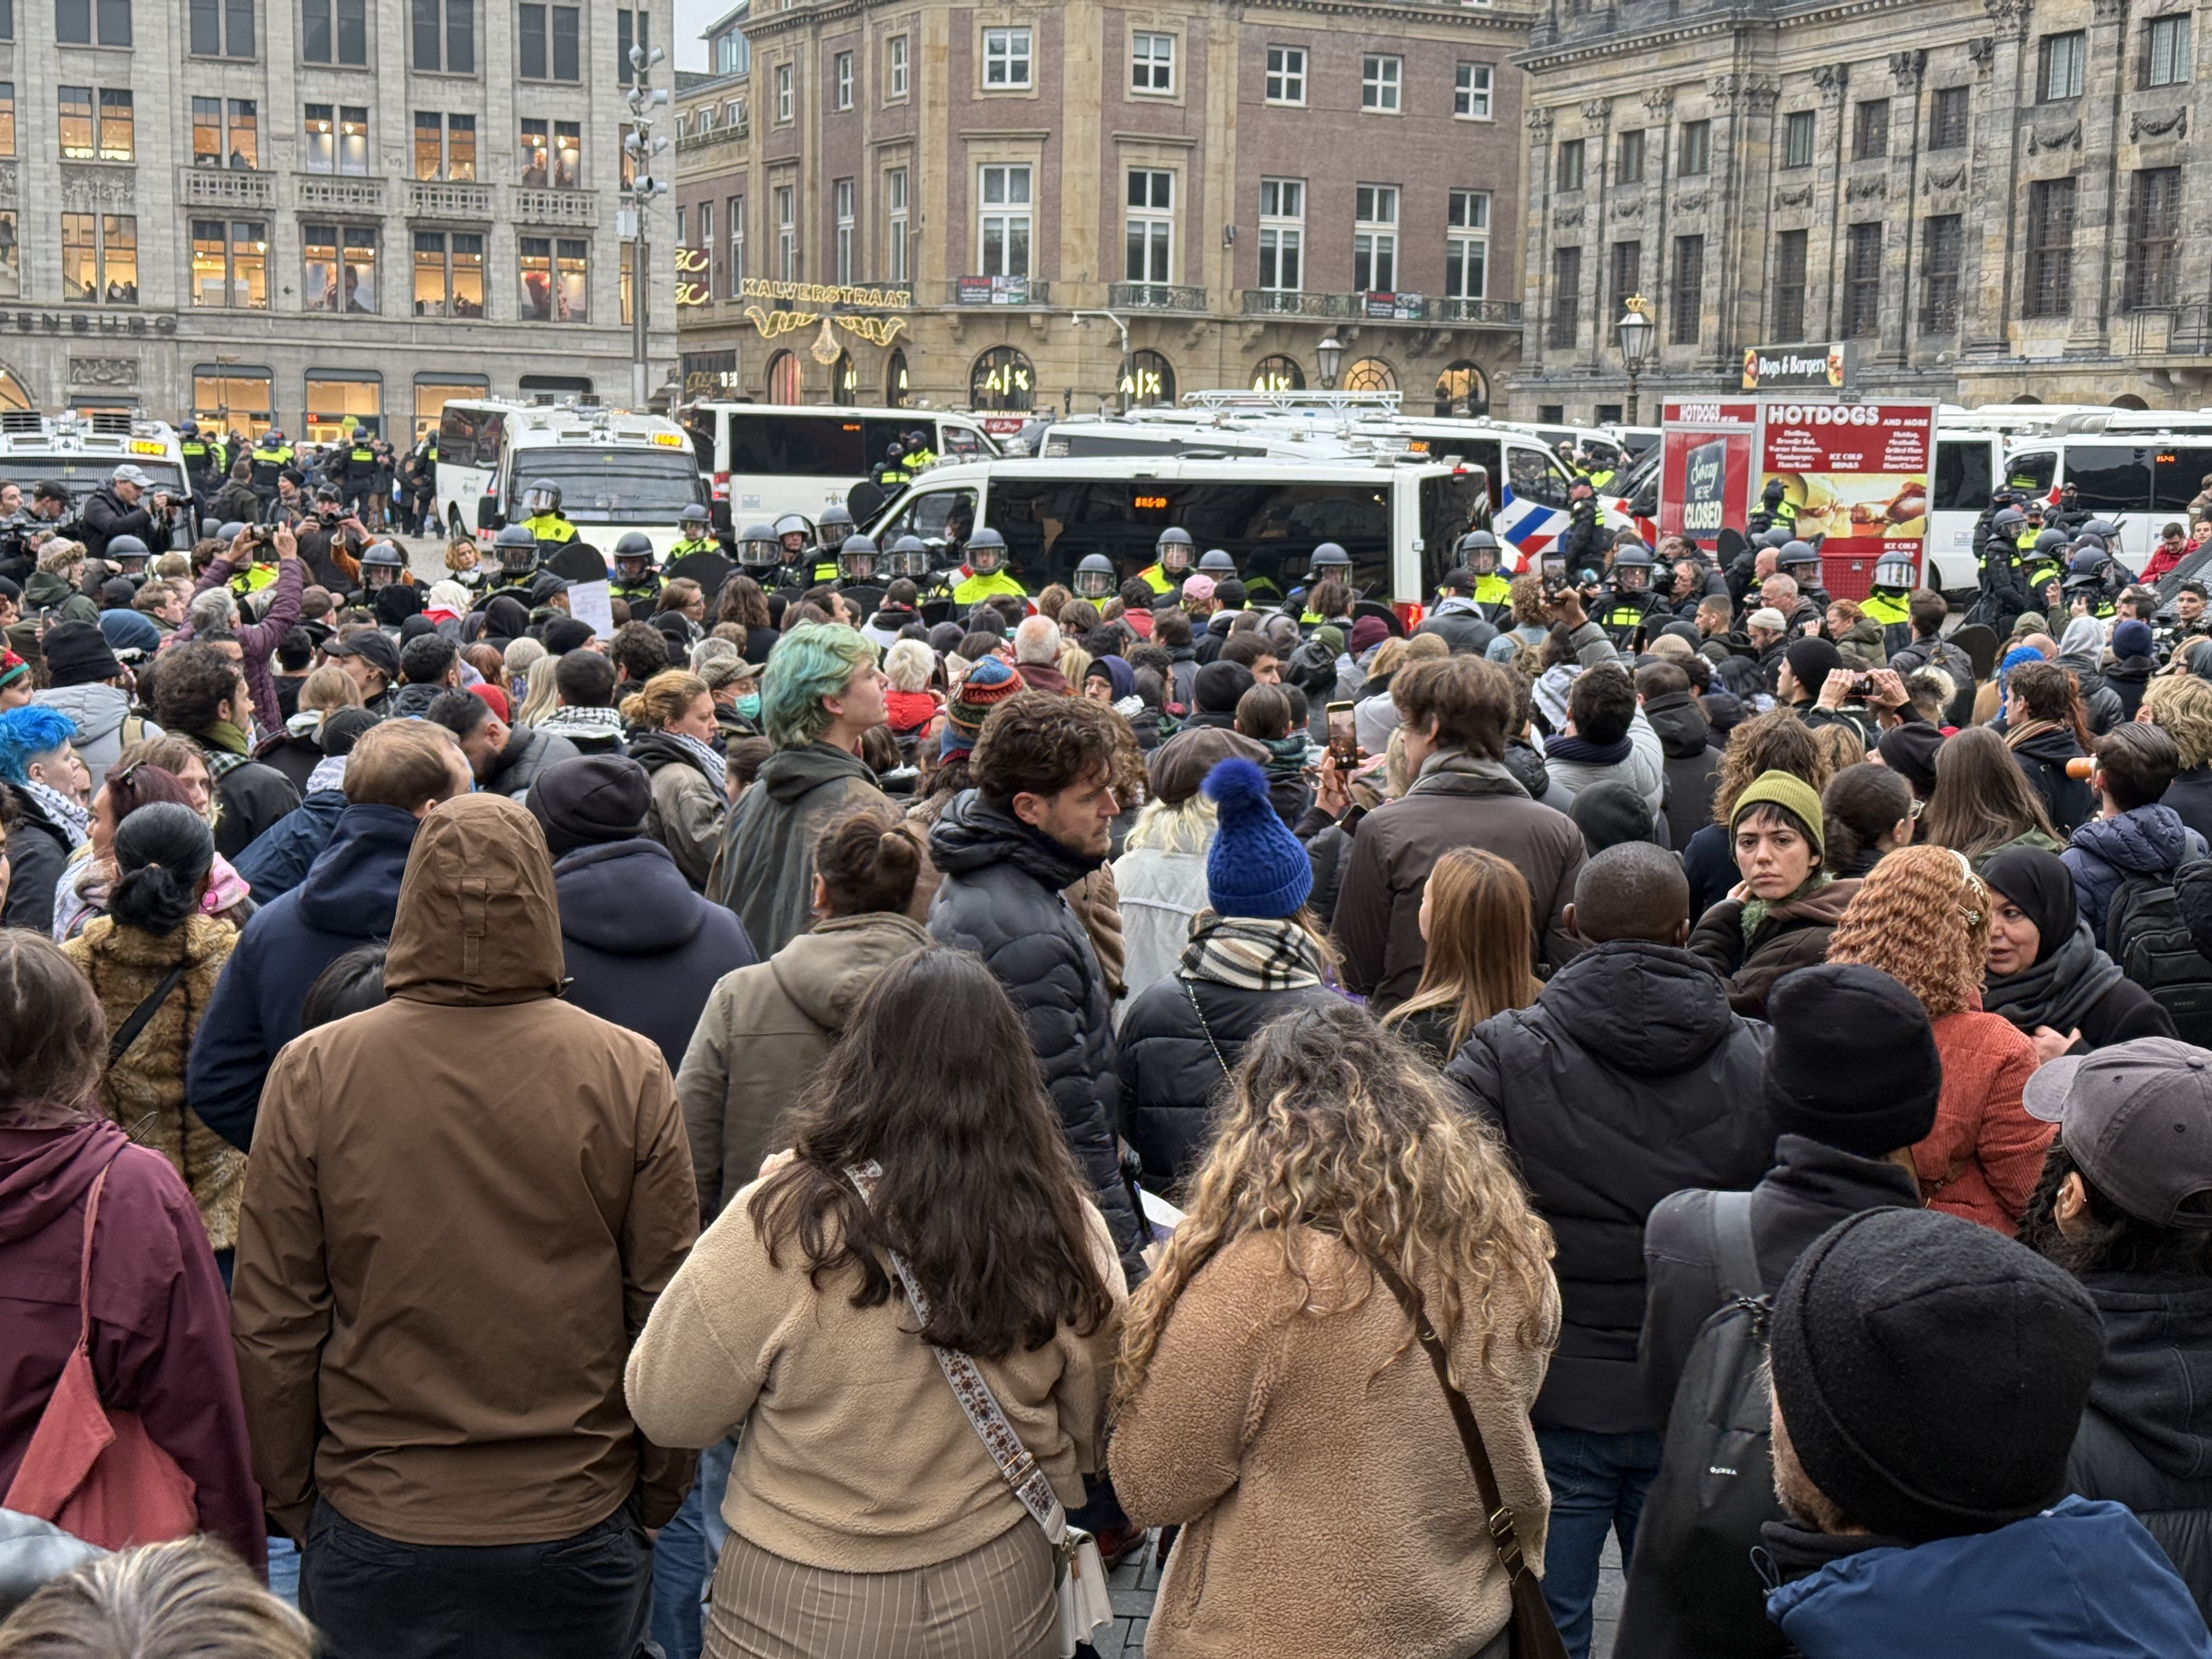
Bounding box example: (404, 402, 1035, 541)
(1826, 844, 2052, 1234)
(1111, 1001, 1558, 1659)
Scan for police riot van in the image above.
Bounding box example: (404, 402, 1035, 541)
(433, 399, 710, 558)
(678, 403, 997, 529)
(1994, 417, 2212, 573)
(0, 410, 195, 537)
(858, 454, 1488, 622)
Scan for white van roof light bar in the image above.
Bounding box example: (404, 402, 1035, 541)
(1181, 388, 1403, 416)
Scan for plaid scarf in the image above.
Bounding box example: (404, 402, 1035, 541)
(1179, 911, 1323, 992)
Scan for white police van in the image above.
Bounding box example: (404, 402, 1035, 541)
(0, 410, 195, 534)
(433, 399, 709, 558)
(678, 403, 997, 529)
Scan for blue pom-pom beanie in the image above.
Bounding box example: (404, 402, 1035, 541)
(1203, 755, 1313, 918)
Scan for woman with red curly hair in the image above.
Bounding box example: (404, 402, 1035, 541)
(1826, 844, 2053, 1234)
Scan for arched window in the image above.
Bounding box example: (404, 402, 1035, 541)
(1343, 357, 1396, 393)
(766, 350, 803, 404)
(1119, 349, 1174, 409)
(833, 351, 858, 406)
(1250, 354, 1304, 393)
(970, 345, 1035, 411)
(0, 368, 31, 411)
(1434, 360, 1488, 416)
(886, 348, 910, 407)
(2111, 393, 2149, 410)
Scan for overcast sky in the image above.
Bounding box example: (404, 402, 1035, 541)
(671, 0, 723, 69)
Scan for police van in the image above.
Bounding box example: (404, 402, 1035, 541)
(0, 410, 195, 535)
(859, 454, 1488, 621)
(678, 403, 998, 528)
(1995, 414, 2212, 573)
(433, 399, 710, 558)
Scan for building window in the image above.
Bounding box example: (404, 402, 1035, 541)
(2143, 13, 2190, 86)
(56, 0, 128, 46)
(1132, 31, 1173, 93)
(338, 105, 368, 174)
(1455, 61, 1493, 119)
(190, 0, 253, 57)
(2040, 31, 2086, 100)
(1446, 189, 1488, 300)
(1258, 176, 1302, 291)
(1548, 245, 1581, 349)
(832, 176, 854, 283)
(886, 347, 909, 405)
(517, 234, 586, 319)
(1252, 353, 1303, 391)
(0, 212, 16, 298)
(1353, 183, 1397, 291)
(518, 118, 577, 186)
(725, 98, 743, 129)
(775, 184, 797, 279)
(1921, 213, 1962, 331)
(712, 27, 747, 74)
(774, 63, 793, 122)
(1436, 360, 1486, 417)
(2126, 166, 2181, 308)
(970, 344, 1035, 410)
(1844, 221, 1882, 337)
(415, 375, 486, 439)
(194, 370, 274, 433)
(303, 103, 334, 171)
(412, 0, 471, 71)
(833, 49, 853, 108)
(62, 213, 134, 302)
(196, 98, 258, 168)
(1671, 235, 1703, 343)
(983, 26, 1031, 88)
(1852, 98, 1888, 159)
(413, 229, 484, 314)
(302, 0, 364, 61)
(696, 200, 712, 276)
(1609, 239, 1640, 320)
(1557, 138, 1584, 191)
(1679, 119, 1711, 175)
(1343, 357, 1395, 393)
(831, 349, 857, 405)
(1121, 348, 1173, 407)
(517, 3, 579, 81)
(304, 377, 381, 443)
(0, 87, 12, 158)
(978, 162, 1031, 276)
(190, 219, 267, 307)
(59, 87, 91, 160)
(1125, 168, 1173, 285)
(1784, 110, 1815, 168)
(614, 5, 646, 82)
(304, 223, 377, 312)
(1265, 44, 1305, 105)
(1615, 128, 1644, 185)
(886, 33, 907, 99)
(884, 167, 907, 284)
(1362, 54, 1402, 112)
(727, 194, 745, 291)
(1774, 227, 1807, 340)
(2026, 176, 2076, 314)
(414, 111, 474, 179)
(63, 89, 132, 162)
(673, 204, 685, 246)
(1928, 86, 1968, 148)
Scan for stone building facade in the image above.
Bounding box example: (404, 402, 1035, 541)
(674, 0, 1532, 419)
(1509, 0, 2212, 420)
(0, 0, 675, 438)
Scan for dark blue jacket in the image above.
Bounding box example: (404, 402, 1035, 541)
(551, 838, 755, 1074)
(2063, 803, 2208, 938)
(187, 803, 420, 1150)
(228, 789, 346, 902)
(1766, 1497, 2212, 1658)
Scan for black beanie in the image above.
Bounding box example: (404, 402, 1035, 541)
(1764, 964, 1942, 1158)
(1193, 659, 1253, 714)
(318, 706, 381, 758)
(40, 620, 123, 687)
(526, 754, 650, 857)
(542, 616, 597, 656)
(1770, 1207, 2104, 1544)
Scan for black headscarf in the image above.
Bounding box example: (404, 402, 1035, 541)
(1981, 845, 2076, 967)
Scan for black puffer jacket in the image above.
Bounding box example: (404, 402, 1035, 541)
(2067, 1274, 2212, 1624)
(483, 725, 582, 800)
(2007, 722, 2097, 835)
(1446, 939, 1775, 1434)
(927, 790, 1143, 1278)
(1117, 968, 1340, 1189)
(1642, 689, 1721, 850)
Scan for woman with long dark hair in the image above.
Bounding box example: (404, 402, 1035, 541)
(0, 930, 262, 1567)
(1922, 724, 2064, 867)
(627, 948, 1124, 1659)
(59, 802, 244, 1267)
(1380, 845, 1542, 1063)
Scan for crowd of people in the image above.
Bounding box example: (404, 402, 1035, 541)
(8, 471, 2212, 1659)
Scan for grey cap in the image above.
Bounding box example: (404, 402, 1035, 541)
(110, 463, 152, 488)
(2024, 1037, 2212, 1229)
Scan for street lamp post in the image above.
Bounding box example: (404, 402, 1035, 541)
(622, 44, 671, 410)
(1316, 333, 1345, 391)
(1616, 295, 1655, 426)
(1071, 311, 1132, 412)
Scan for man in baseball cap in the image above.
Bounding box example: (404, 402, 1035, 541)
(325, 629, 401, 714)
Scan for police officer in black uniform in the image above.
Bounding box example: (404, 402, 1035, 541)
(350, 539, 424, 627)
(834, 532, 886, 618)
(733, 522, 792, 597)
(1073, 553, 1118, 603)
(611, 531, 664, 615)
(1286, 541, 1356, 624)
(1777, 539, 1832, 616)
(1595, 541, 1664, 651)
(1558, 480, 1606, 585)
(479, 523, 544, 610)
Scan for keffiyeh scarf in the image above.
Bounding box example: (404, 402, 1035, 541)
(22, 777, 89, 851)
(667, 730, 728, 792)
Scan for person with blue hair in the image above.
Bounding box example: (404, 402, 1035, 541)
(705, 622, 888, 956)
(0, 704, 89, 933)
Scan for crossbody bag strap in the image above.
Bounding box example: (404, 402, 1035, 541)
(108, 964, 188, 1067)
(1368, 1254, 1527, 1578)
(1180, 976, 1233, 1079)
(843, 1161, 1068, 1545)
(75, 1164, 113, 1354)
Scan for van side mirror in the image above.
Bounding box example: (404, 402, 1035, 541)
(476, 496, 503, 531)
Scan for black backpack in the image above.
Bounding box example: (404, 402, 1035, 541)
(1616, 1190, 1788, 1658)
(2105, 864, 2212, 1047)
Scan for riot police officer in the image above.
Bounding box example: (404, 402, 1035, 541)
(1749, 476, 1798, 538)
(179, 424, 219, 498)
(1596, 541, 1663, 650)
(1558, 480, 1606, 585)
(883, 532, 934, 589)
(668, 503, 719, 562)
(2064, 541, 2121, 620)
(1456, 530, 1514, 622)
(1290, 542, 1355, 622)
(1863, 551, 1918, 658)
(248, 428, 294, 512)
(1778, 539, 1831, 614)
(818, 503, 856, 555)
(872, 442, 912, 491)
(351, 539, 424, 627)
(774, 514, 821, 583)
(952, 528, 1026, 608)
(343, 430, 380, 520)
(736, 521, 785, 586)
(1197, 548, 1236, 582)
(611, 531, 663, 614)
(1138, 527, 1195, 595)
(481, 522, 544, 608)
(518, 478, 578, 549)
(1073, 554, 1118, 602)
(2024, 528, 2069, 609)
(104, 534, 152, 590)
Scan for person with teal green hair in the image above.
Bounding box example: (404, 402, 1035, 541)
(707, 622, 890, 955)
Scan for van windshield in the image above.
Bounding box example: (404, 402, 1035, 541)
(507, 449, 706, 520)
(0, 458, 185, 505)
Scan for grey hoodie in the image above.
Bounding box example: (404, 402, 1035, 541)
(32, 682, 160, 793)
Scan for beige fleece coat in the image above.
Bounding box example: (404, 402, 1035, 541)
(625, 1180, 1127, 1573)
(1112, 1227, 1558, 1659)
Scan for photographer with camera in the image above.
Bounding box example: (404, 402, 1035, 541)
(80, 462, 173, 561)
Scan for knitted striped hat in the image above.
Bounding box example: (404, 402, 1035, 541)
(941, 655, 1021, 756)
